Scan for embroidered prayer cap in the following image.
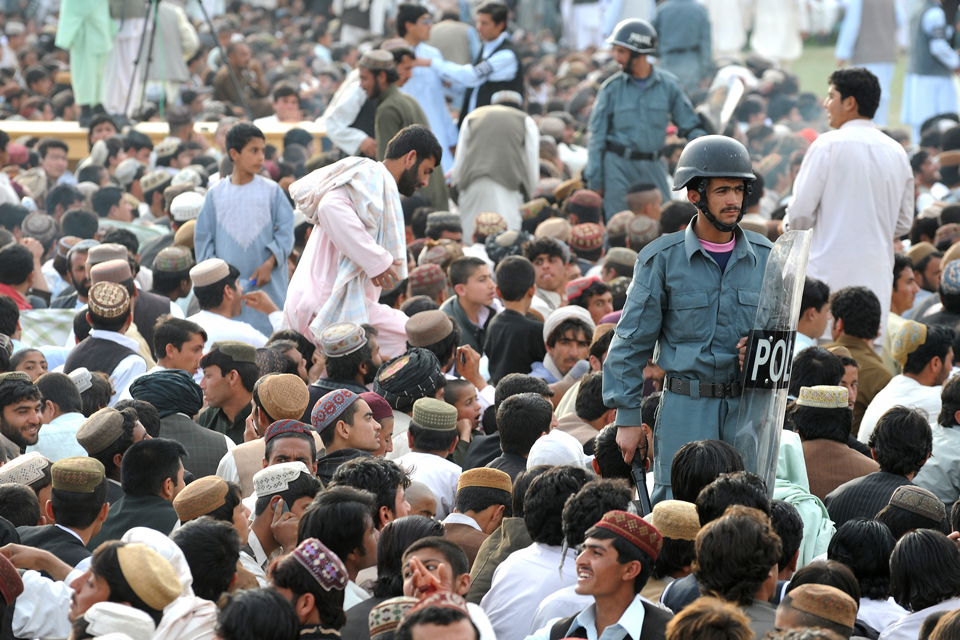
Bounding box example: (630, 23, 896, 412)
(57, 236, 80, 259)
(604, 247, 638, 269)
(174, 220, 196, 249)
(83, 602, 156, 640)
(209, 341, 257, 364)
(787, 584, 858, 632)
(373, 349, 445, 412)
(474, 212, 507, 237)
(606, 211, 635, 238)
(115, 158, 143, 188)
(627, 215, 660, 250)
(154, 137, 182, 160)
(90, 259, 134, 285)
(264, 419, 312, 446)
(163, 183, 194, 210)
(0, 372, 30, 388)
(795, 385, 849, 410)
(153, 246, 195, 274)
(536, 178, 561, 200)
(936, 223, 960, 249)
(88, 281, 130, 319)
(569, 223, 604, 253)
(139, 169, 172, 195)
(409, 264, 446, 291)
(257, 374, 310, 421)
(554, 178, 583, 202)
(361, 392, 393, 422)
(67, 239, 100, 262)
(426, 211, 461, 230)
(0, 552, 22, 605)
(86, 243, 129, 269)
(418, 244, 449, 267)
(942, 259, 960, 295)
(253, 461, 312, 496)
(890, 320, 928, 368)
(170, 191, 204, 222)
(256, 348, 285, 377)
(535, 217, 571, 243)
(359, 49, 396, 71)
(21, 212, 57, 246)
(312, 389, 361, 434)
(647, 500, 700, 541)
(320, 322, 368, 357)
(116, 543, 182, 611)
(520, 198, 549, 221)
(405, 310, 454, 347)
(0, 451, 49, 486)
(369, 596, 419, 639)
(51, 457, 105, 493)
(412, 397, 458, 432)
(380, 37, 409, 51)
(407, 592, 471, 616)
(457, 467, 512, 494)
(567, 189, 603, 214)
(888, 484, 946, 522)
(172, 167, 202, 190)
(543, 305, 596, 343)
(907, 242, 938, 266)
(70, 367, 93, 394)
(173, 475, 229, 522)
(190, 258, 230, 288)
(77, 407, 127, 455)
(566, 275, 602, 303)
(592, 510, 663, 561)
(485, 230, 534, 265)
(292, 538, 349, 591)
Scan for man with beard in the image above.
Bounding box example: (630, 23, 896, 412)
(0, 371, 43, 461)
(285, 124, 442, 358)
(51, 240, 99, 309)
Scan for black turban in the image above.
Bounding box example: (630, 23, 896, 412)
(129, 369, 204, 419)
(373, 348, 444, 413)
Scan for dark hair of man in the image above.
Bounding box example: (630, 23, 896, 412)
(829, 287, 881, 340)
(372, 515, 444, 598)
(789, 347, 844, 397)
(90, 186, 121, 219)
(254, 471, 322, 517)
(693, 506, 782, 606)
(0, 243, 33, 286)
(511, 465, 551, 518)
(827, 519, 896, 600)
(384, 124, 443, 168)
(34, 372, 82, 416)
(590, 329, 615, 363)
(583, 524, 656, 594)
(448, 256, 486, 289)
(81, 372, 112, 417)
(298, 486, 377, 559)
(319, 400, 367, 449)
(793, 404, 852, 443)
(402, 536, 470, 577)
(0, 204, 28, 234)
(263, 427, 316, 463)
(827, 68, 881, 119)
(225, 123, 265, 156)
(0, 295, 18, 335)
(571, 281, 610, 311)
(912, 217, 940, 246)
(100, 228, 138, 257)
(215, 588, 300, 640)
(395, 604, 479, 640)
(114, 399, 160, 438)
(562, 479, 632, 548)
(497, 392, 553, 456)
(695, 471, 770, 527)
(640, 393, 661, 431)
(0, 483, 40, 527)
(153, 316, 207, 358)
(867, 406, 933, 476)
(61, 208, 99, 240)
(893, 253, 914, 291)
(329, 457, 410, 524)
(800, 277, 830, 315)
(493, 373, 554, 408)
(476, 1, 508, 24)
(670, 440, 745, 504)
(199, 348, 258, 393)
(575, 371, 607, 422)
(391, 47, 416, 70)
(890, 529, 960, 612)
(593, 425, 633, 480)
(51, 476, 108, 528)
(496, 256, 537, 302)
(770, 499, 803, 572)
(397, 3, 430, 36)
(271, 84, 300, 105)
(91, 541, 166, 623)
(268, 329, 316, 365)
(904, 325, 955, 375)
(37, 137, 68, 159)
(788, 561, 862, 617)
(660, 201, 697, 235)
(914, 251, 943, 277)
(456, 481, 512, 517)
(271, 544, 346, 629)
(547, 318, 592, 349)
(88, 300, 130, 332)
(0, 377, 41, 412)
(875, 501, 948, 540)
(408, 422, 458, 452)
(325, 324, 378, 381)
(194, 263, 241, 310)
(524, 465, 590, 545)
(524, 237, 565, 264)
(120, 438, 186, 496)
(940, 375, 960, 427)
(171, 516, 241, 603)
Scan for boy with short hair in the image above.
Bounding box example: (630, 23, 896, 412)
(566, 276, 614, 325)
(394, 398, 461, 520)
(441, 256, 497, 352)
(483, 256, 546, 385)
(444, 379, 481, 430)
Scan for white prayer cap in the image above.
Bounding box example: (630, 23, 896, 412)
(114, 159, 143, 188)
(0, 452, 50, 486)
(542, 305, 596, 343)
(69, 367, 93, 393)
(526, 429, 589, 469)
(253, 461, 311, 497)
(492, 91, 523, 106)
(172, 167, 202, 189)
(83, 602, 155, 640)
(170, 192, 204, 222)
(121, 527, 194, 599)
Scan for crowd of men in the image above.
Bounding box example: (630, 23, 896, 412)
(1, 0, 960, 639)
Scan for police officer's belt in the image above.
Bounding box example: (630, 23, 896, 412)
(665, 375, 742, 398)
(605, 142, 657, 162)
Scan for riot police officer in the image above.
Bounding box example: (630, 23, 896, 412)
(601, 135, 773, 503)
(584, 19, 707, 221)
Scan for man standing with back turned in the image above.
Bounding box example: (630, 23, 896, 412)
(602, 136, 772, 503)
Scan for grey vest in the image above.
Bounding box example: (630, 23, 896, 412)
(851, 0, 898, 64)
(459, 105, 532, 198)
(909, 0, 952, 76)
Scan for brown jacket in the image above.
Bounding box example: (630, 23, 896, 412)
(823, 335, 892, 433)
(802, 438, 879, 502)
(444, 522, 488, 568)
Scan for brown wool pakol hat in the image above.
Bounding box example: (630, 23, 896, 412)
(359, 49, 396, 71)
(190, 258, 230, 288)
(174, 220, 196, 249)
(788, 584, 857, 630)
(116, 544, 182, 611)
(173, 475, 229, 521)
(76, 407, 127, 455)
(405, 310, 453, 347)
(256, 373, 310, 420)
(457, 467, 512, 494)
(411, 397, 458, 432)
(51, 457, 105, 493)
(88, 281, 130, 319)
(86, 243, 128, 269)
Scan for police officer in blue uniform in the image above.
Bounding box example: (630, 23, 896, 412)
(602, 135, 773, 503)
(584, 19, 707, 221)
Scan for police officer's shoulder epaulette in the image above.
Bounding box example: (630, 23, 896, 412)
(599, 71, 630, 90)
(636, 231, 685, 265)
(741, 228, 774, 250)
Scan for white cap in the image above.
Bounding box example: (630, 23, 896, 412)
(0, 452, 49, 486)
(253, 461, 311, 496)
(170, 191, 204, 222)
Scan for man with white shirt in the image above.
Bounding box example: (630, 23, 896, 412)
(187, 258, 273, 352)
(785, 68, 913, 343)
(0, 132, 19, 207)
(28, 372, 88, 462)
(858, 321, 954, 444)
(395, 398, 462, 520)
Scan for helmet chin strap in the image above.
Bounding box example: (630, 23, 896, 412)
(695, 180, 751, 233)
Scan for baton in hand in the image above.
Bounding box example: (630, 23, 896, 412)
(631, 452, 652, 517)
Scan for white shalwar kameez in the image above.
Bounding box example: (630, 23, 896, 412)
(401, 42, 460, 174)
(749, 0, 810, 65)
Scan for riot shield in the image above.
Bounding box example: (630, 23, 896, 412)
(736, 230, 812, 495)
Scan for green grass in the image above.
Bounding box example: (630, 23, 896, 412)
(789, 42, 909, 131)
